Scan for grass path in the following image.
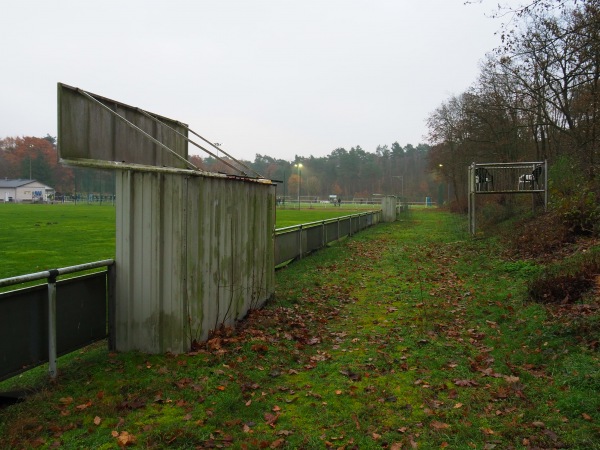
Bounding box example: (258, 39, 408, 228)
(1, 209, 597, 449)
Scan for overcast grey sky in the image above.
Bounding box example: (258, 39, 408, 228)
(1, 0, 518, 162)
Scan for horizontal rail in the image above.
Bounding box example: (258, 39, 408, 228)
(0, 259, 115, 288)
(275, 211, 378, 234)
(274, 210, 382, 266)
(474, 161, 544, 167)
(1, 260, 115, 382)
(474, 190, 545, 195)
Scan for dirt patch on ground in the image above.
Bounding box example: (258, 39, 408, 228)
(504, 212, 600, 306)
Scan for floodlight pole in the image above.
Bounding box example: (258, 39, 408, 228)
(283, 168, 286, 206)
(392, 175, 403, 199)
(295, 163, 302, 210)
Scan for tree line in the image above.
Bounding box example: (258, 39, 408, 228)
(0, 135, 116, 197)
(427, 0, 600, 213)
(1, 136, 438, 203)
(191, 143, 437, 203)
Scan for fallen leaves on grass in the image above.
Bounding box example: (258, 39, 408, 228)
(112, 431, 136, 447)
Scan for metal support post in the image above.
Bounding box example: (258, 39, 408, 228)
(107, 263, 117, 351)
(47, 269, 59, 379)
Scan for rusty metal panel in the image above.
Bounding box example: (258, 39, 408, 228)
(58, 83, 188, 168)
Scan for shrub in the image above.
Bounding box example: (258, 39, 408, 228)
(549, 156, 600, 236)
(528, 247, 600, 304)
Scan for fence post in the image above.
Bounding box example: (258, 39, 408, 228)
(107, 262, 116, 351)
(298, 225, 303, 260)
(47, 269, 59, 379)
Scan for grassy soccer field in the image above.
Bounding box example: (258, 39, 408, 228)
(0, 203, 376, 278)
(0, 204, 116, 279)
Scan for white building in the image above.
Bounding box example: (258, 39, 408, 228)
(0, 179, 55, 203)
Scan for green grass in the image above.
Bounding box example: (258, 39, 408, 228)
(1, 208, 598, 449)
(0, 204, 116, 279)
(0, 203, 370, 279)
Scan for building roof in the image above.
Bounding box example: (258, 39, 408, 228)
(0, 179, 42, 188)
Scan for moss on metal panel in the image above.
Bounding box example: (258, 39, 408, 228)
(116, 170, 275, 354)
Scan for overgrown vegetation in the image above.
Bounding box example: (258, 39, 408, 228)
(1, 209, 598, 449)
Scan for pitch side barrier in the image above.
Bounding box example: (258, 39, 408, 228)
(274, 210, 382, 266)
(0, 260, 115, 382)
(0, 211, 382, 383)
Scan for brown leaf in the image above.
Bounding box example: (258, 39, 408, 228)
(264, 412, 280, 427)
(93, 416, 102, 426)
(59, 397, 73, 405)
(270, 438, 285, 448)
(454, 379, 479, 387)
(76, 401, 92, 410)
(116, 431, 136, 447)
(251, 343, 269, 353)
(431, 421, 450, 430)
(582, 413, 592, 421)
(306, 337, 321, 345)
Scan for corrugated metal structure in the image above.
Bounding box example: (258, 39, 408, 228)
(58, 83, 189, 168)
(115, 169, 275, 353)
(381, 195, 397, 222)
(58, 84, 275, 354)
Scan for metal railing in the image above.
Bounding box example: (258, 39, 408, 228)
(1, 211, 382, 382)
(274, 210, 382, 266)
(0, 260, 115, 382)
